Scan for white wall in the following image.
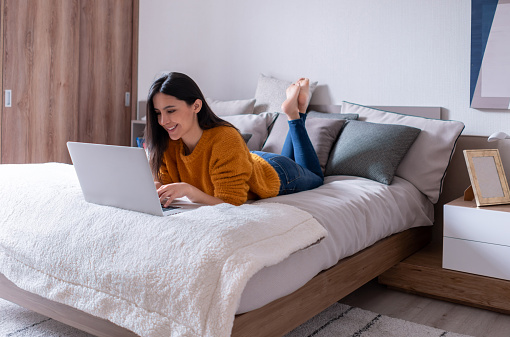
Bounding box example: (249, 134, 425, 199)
(138, 0, 510, 136)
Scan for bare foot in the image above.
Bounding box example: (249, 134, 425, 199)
(281, 83, 301, 120)
(296, 78, 310, 113)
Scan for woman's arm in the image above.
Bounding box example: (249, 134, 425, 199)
(157, 182, 224, 206)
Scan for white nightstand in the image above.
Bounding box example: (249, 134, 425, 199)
(443, 197, 510, 281)
(379, 197, 510, 314)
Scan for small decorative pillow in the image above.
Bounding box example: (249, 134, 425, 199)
(222, 112, 277, 151)
(325, 120, 421, 185)
(206, 98, 256, 116)
(241, 134, 252, 144)
(262, 114, 347, 173)
(341, 101, 465, 203)
(253, 74, 318, 114)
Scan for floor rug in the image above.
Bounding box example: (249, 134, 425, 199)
(1, 298, 473, 337)
(285, 302, 473, 337)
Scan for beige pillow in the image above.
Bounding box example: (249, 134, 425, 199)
(341, 101, 465, 203)
(253, 74, 318, 114)
(206, 98, 256, 116)
(262, 114, 346, 173)
(222, 112, 277, 151)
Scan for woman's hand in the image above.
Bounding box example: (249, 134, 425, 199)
(157, 182, 225, 206)
(157, 182, 191, 206)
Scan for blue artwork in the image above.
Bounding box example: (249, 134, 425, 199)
(471, 0, 510, 109)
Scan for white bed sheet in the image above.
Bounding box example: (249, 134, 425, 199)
(237, 175, 434, 314)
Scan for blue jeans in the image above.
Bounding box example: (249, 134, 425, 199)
(252, 113, 324, 195)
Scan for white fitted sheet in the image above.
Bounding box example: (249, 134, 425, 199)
(237, 175, 434, 314)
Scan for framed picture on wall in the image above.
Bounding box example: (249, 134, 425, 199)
(464, 149, 510, 206)
(470, 0, 510, 109)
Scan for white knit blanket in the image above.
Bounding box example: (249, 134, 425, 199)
(0, 163, 326, 337)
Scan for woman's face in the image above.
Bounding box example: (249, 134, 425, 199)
(153, 93, 202, 145)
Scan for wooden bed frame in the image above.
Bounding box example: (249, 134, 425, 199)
(0, 106, 440, 336)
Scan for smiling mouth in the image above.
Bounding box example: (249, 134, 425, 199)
(166, 125, 177, 132)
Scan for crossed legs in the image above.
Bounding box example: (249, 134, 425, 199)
(280, 79, 323, 179)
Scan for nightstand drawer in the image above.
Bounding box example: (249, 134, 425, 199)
(444, 204, 510, 247)
(443, 237, 510, 281)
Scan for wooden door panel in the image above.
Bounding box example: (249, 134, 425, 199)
(2, 0, 79, 164)
(0, 0, 3, 161)
(78, 0, 133, 146)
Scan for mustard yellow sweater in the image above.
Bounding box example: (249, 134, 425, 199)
(158, 126, 280, 206)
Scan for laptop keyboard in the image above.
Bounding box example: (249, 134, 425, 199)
(162, 205, 180, 211)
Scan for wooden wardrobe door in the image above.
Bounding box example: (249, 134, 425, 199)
(78, 0, 133, 146)
(0, 0, 3, 162)
(1, 0, 80, 164)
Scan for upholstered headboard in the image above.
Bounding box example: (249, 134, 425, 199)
(308, 104, 442, 119)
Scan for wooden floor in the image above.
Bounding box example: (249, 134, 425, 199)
(341, 278, 510, 337)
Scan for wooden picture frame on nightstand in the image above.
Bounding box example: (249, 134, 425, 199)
(464, 149, 510, 206)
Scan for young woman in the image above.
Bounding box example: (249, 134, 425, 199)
(145, 72, 323, 207)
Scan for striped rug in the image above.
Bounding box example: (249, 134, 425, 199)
(1, 298, 473, 337)
(285, 302, 473, 337)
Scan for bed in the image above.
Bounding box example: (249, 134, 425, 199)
(0, 101, 464, 337)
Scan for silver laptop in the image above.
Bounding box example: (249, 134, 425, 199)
(67, 142, 195, 216)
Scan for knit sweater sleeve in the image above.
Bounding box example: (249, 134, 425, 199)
(208, 128, 253, 206)
(159, 156, 172, 184)
(158, 141, 179, 185)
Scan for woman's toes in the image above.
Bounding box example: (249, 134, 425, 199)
(281, 83, 301, 120)
(297, 78, 311, 113)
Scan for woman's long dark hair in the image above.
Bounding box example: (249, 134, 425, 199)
(145, 72, 235, 179)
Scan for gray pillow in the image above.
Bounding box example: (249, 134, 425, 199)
(325, 120, 421, 185)
(206, 98, 256, 116)
(263, 112, 357, 152)
(253, 74, 318, 114)
(222, 112, 278, 151)
(262, 114, 346, 173)
(241, 133, 252, 143)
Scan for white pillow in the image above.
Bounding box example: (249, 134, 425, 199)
(206, 98, 256, 116)
(341, 101, 465, 203)
(222, 112, 277, 151)
(253, 74, 318, 114)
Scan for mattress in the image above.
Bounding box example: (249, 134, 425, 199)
(237, 175, 434, 313)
